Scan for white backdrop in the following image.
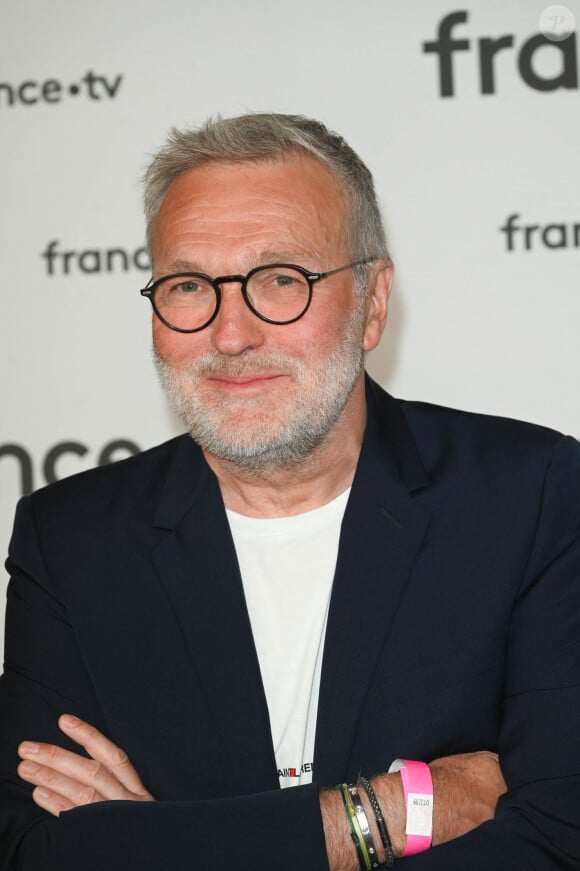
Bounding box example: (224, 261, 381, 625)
(1, 0, 579, 653)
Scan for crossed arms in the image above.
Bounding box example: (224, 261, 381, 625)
(15, 714, 506, 868)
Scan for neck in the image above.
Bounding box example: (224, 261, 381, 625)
(203, 382, 367, 518)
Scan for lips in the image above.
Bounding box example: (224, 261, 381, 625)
(208, 373, 283, 387)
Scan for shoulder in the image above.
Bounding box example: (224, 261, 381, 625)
(368, 379, 579, 496)
(397, 395, 580, 524)
(20, 434, 201, 524)
(7, 433, 209, 588)
(399, 396, 566, 457)
(369, 390, 580, 578)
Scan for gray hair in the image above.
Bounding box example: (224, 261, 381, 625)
(143, 113, 388, 292)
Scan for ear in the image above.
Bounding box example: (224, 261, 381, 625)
(362, 258, 393, 352)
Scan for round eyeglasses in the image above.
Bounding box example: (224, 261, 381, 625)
(140, 258, 374, 333)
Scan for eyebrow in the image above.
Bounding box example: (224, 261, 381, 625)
(162, 259, 206, 274)
(254, 250, 318, 266)
(161, 250, 323, 276)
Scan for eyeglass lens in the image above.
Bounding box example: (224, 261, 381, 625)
(152, 266, 311, 330)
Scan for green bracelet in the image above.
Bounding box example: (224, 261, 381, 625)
(347, 784, 380, 870)
(338, 782, 377, 871)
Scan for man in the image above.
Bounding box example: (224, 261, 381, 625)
(1, 114, 579, 869)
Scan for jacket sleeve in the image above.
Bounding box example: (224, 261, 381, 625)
(0, 497, 329, 871)
(398, 434, 580, 869)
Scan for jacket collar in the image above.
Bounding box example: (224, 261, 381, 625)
(152, 375, 428, 531)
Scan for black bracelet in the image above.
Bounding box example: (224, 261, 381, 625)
(358, 776, 395, 868)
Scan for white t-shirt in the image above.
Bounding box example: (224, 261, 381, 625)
(226, 488, 350, 788)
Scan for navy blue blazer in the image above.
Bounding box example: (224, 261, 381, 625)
(1, 379, 580, 869)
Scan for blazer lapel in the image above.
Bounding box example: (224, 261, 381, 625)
(314, 380, 431, 782)
(146, 379, 430, 791)
(150, 437, 279, 794)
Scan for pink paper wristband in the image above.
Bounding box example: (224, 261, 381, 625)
(388, 758, 433, 856)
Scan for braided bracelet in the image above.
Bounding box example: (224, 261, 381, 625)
(358, 776, 395, 868)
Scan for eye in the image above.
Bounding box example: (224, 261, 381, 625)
(155, 275, 214, 308)
(272, 273, 298, 287)
(174, 279, 203, 294)
(251, 267, 309, 292)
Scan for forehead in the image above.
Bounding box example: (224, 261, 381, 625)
(152, 153, 349, 269)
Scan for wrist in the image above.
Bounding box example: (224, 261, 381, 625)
(320, 773, 406, 871)
(388, 759, 434, 856)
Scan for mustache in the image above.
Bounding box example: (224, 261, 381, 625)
(158, 350, 304, 379)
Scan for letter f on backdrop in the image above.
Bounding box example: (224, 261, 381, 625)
(423, 11, 470, 97)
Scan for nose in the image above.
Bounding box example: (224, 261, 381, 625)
(211, 281, 265, 356)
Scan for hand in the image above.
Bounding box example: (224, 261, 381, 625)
(429, 750, 507, 844)
(18, 714, 155, 817)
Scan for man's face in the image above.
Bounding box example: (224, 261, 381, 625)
(152, 153, 388, 470)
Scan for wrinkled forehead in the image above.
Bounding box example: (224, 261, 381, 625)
(152, 153, 351, 270)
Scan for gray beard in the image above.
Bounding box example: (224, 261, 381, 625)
(154, 305, 366, 473)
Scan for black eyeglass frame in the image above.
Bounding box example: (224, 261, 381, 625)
(140, 257, 375, 333)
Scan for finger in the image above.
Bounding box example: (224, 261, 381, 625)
(18, 758, 105, 808)
(32, 785, 77, 818)
(18, 740, 131, 802)
(58, 715, 152, 798)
